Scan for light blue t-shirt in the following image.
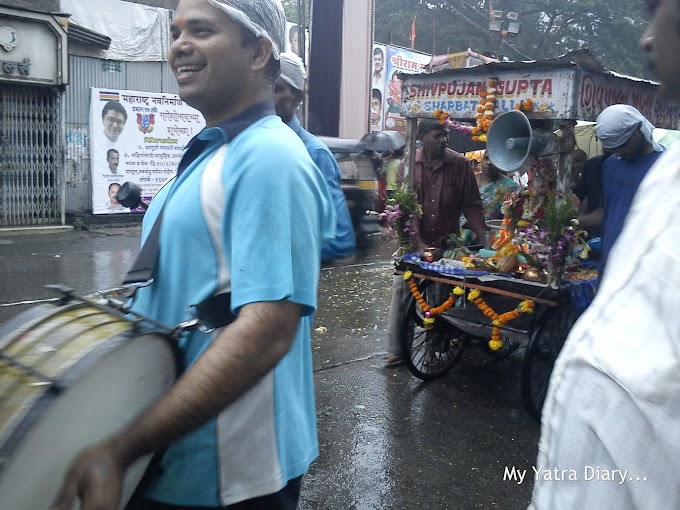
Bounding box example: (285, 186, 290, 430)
(131, 113, 335, 507)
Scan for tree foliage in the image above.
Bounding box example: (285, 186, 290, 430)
(375, 0, 653, 79)
(282, 0, 310, 27)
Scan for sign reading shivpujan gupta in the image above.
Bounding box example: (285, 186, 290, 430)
(89, 87, 205, 215)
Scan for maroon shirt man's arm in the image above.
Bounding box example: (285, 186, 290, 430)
(460, 159, 486, 242)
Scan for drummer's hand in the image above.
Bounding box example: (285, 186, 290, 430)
(52, 441, 125, 510)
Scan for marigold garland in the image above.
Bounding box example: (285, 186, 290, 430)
(453, 286, 534, 350)
(404, 270, 456, 330)
(472, 79, 498, 143)
(433, 78, 499, 143)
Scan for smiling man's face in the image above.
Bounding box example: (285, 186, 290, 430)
(169, 0, 258, 126)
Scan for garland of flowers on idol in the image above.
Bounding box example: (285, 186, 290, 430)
(456, 286, 534, 351)
(403, 270, 457, 330)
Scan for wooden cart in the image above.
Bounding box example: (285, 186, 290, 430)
(395, 258, 597, 420)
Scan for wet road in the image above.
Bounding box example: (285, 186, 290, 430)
(0, 227, 540, 509)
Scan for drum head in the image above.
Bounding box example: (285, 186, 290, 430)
(0, 331, 178, 510)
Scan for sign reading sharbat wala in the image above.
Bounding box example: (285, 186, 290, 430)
(90, 88, 205, 215)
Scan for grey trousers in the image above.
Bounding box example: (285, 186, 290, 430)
(386, 274, 410, 355)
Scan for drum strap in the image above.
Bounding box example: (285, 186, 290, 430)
(123, 137, 211, 286)
(122, 141, 237, 330)
(122, 209, 163, 286)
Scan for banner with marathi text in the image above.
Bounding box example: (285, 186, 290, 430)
(383, 46, 431, 135)
(89, 87, 205, 215)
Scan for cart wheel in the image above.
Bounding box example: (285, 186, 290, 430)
(400, 280, 467, 381)
(480, 336, 520, 358)
(521, 305, 575, 420)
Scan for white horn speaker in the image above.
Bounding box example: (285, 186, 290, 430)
(486, 110, 558, 173)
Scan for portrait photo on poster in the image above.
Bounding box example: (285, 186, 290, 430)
(370, 88, 383, 132)
(285, 22, 309, 59)
(105, 182, 129, 213)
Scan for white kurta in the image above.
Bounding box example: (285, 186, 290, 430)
(529, 144, 680, 509)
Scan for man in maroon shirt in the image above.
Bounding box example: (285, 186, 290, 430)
(384, 119, 485, 367)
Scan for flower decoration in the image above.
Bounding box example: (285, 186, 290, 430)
(432, 78, 498, 144)
(472, 79, 498, 143)
(434, 109, 474, 136)
(464, 289, 534, 350)
(513, 192, 588, 287)
(514, 98, 534, 112)
(370, 184, 423, 257)
(405, 276, 456, 330)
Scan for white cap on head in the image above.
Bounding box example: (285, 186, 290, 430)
(205, 0, 286, 60)
(279, 52, 307, 91)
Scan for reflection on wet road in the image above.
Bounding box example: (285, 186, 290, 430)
(302, 256, 540, 510)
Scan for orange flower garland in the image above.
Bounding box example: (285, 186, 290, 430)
(403, 270, 456, 330)
(455, 287, 534, 350)
(472, 79, 498, 143)
(514, 98, 534, 112)
(433, 78, 499, 143)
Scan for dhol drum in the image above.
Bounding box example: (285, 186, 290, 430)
(0, 294, 180, 510)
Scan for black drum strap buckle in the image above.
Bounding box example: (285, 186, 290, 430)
(188, 293, 237, 332)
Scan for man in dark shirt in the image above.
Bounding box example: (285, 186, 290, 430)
(580, 105, 664, 269)
(384, 119, 485, 367)
(573, 152, 611, 238)
(411, 120, 486, 247)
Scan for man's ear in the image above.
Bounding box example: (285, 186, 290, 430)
(251, 37, 274, 73)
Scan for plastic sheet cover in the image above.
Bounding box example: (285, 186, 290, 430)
(61, 0, 171, 62)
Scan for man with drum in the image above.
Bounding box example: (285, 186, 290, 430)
(530, 0, 680, 508)
(52, 0, 334, 509)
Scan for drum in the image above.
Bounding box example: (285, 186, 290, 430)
(0, 299, 180, 510)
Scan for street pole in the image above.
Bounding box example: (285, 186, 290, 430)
(432, 15, 436, 55)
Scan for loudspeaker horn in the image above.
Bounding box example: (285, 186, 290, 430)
(486, 110, 558, 173)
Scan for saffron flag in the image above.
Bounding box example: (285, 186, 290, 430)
(409, 16, 416, 49)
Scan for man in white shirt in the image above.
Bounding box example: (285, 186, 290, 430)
(529, 1, 680, 508)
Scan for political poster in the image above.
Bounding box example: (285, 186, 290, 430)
(383, 46, 431, 135)
(371, 44, 387, 132)
(90, 88, 204, 215)
(285, 22, 309, 59)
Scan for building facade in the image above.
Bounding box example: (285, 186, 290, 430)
(0, 0, 179, 227)
(0, 1, 68, 226)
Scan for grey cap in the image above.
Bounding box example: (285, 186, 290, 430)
(205, 0, 286, 60)
(279, 52, 307, 91)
